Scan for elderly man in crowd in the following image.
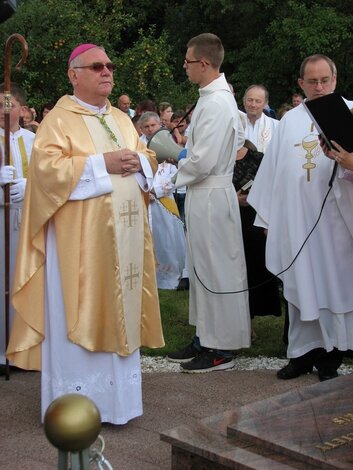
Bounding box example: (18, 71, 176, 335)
(241, 84, 278, 153)
(139, 111, 161, 145)
(117, 93, 135, 118)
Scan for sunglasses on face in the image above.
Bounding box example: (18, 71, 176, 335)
(73, 62, 115, 73)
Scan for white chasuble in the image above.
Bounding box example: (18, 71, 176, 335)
(248, 103, 353, 357)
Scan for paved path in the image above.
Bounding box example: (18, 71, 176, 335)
(0, 365, 326, 469)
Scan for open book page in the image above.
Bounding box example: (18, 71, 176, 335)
(303, 93, 353, 152)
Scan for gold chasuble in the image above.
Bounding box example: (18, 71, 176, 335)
(7, 96, 164, 370)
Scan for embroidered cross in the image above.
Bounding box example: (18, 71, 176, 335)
(119, 200, 139, 227)
(125, 263, 139, 290)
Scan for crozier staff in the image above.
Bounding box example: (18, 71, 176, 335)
(1, 33, 28, 381)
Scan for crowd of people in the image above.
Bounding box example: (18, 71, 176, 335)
(1, 35, 353, 425)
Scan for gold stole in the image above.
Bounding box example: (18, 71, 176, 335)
(83, 114, 144, 347)
(159, 196, 180, 217)
(0, 135, 29, 177)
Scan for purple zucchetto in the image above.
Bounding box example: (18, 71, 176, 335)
(68, 43, 98, 65)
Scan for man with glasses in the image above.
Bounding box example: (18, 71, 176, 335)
(167, 33, 251, 373)
(6, 43, 164, 424)
(248, 54, 353, 382)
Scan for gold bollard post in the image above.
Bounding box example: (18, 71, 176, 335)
(44, 394, 101, 469)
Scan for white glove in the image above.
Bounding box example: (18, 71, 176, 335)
(10, 178, 26, 203)
(0, 165, 16, 185)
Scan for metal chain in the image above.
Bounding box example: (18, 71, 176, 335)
(89, 435, 113, 470)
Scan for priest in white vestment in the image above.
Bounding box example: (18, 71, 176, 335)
(248, 54, 353, 382)
(240, 84, 278, 153)
(6, 44, 164, 424)
(167, 33, 250, 373)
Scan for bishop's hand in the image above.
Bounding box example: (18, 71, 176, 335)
(103, 149, 142, 176)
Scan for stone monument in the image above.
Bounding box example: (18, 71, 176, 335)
(161, 373, 353, 469)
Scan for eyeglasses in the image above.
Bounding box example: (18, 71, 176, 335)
(184, 58, 201, 65)
(303, 77, 332, 86)
(73, 62, 115, 73)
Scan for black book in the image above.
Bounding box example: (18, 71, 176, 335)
(303, 93, 353, 152)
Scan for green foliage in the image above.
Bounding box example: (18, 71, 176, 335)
(0, 0, 128, 108)
(232, 0, 353, 107)
(0, 0, 180, 110)
(2, 0, 353, 114)
(113, 27, 174, 104)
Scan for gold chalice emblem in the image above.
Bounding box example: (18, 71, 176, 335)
(302, 135, 318, 182)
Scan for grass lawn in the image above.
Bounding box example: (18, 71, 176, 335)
(142, 289, 287, 359)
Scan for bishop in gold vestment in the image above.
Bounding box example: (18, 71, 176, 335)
(7, 44, 164, 424)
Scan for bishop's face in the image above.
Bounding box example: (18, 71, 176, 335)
(298, 59, 337, 101)
(68, 48, 114, 107)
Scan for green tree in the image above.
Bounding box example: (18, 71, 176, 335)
(113, 26, 196, 109)
(164, 0, 353, 108)
(2, 0, 353, 113)
(0, 0, 185, 110)
(232, 0, 353, 107)
(0, 0, 130, 109)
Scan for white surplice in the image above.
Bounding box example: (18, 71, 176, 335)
(0, 127, 35, 364)
(174, 74, 250, 350)
(242, 111, 278, 153)
(42, 222, 143, 423)
(248, 102, 353, 357)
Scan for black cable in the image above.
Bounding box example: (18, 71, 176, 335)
(193, 163, 337, 295)
(169, 103, 196, 135)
